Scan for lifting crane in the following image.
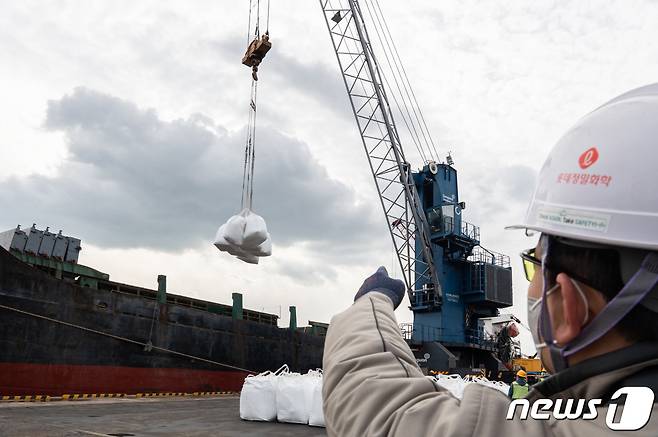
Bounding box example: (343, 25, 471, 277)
(319, 0, 517, 375)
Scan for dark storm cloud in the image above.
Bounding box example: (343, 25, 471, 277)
(0, 87, 380, 253)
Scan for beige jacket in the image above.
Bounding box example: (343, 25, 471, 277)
(323, 292, 658, 436)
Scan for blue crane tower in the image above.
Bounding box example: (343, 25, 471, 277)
(320, 0, 514, 373)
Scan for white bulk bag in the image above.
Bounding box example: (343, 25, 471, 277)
(250, 233, 272, 257)
(239, 371, 278, 421)
(224, 211, 248, 246)
(237, 253, 259, 264)
(213, 224, 232, 252)
(214, 209, 271, 263)
(276, 372, 316, 424)
(226, 244, 248, 257)
(308, 373, 325, 427)
(214, 224, 256, 261)
(432, 374, 466, 399)
(471, 377, 509, 396)
(430, 374, 509, 400)
(240, 365, 289, 421)
(214, 224, 247, 255)
(242, 210, 268, 248)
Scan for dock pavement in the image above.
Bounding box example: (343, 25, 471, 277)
(0, 395, 327, 436)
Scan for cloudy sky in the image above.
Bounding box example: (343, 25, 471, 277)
(2, 0, 658, 354)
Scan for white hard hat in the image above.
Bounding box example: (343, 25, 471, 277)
(507, 83, 658, 251)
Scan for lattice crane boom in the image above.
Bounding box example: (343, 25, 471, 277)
(319, 0, 442, 301)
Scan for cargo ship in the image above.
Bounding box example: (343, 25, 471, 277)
(0, 225, 326, 396)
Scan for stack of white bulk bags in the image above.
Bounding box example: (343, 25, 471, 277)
(430, 374, 510, 400)
(466, 375, 510, 396)
(239, 367, 326, 428)
(431, 374, 466, 399)
(214, 208, 272, 264)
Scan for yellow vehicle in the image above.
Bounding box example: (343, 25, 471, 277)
(512, 357, 543, 373)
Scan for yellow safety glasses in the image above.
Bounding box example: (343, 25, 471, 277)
(521, 246, 594, 287)
(520, 248, 541, 282)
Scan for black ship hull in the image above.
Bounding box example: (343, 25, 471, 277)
(0, 246, 324, 396)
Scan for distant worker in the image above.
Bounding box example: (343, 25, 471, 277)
(322, 84, 658, 435)
(508, 370, 528, 399)
(242, 33, 271, 81)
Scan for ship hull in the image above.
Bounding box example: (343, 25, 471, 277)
(0, 247, 324, 396)
(0, 363, 247, 396)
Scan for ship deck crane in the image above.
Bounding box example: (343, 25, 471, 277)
(319, 0, 516, 375)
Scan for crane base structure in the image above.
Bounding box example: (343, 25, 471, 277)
(402, 162, 515, 377)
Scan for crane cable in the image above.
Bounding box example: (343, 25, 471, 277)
(327, 0, 405, 167)
(242, 81, 258, 210)
(247, 0, 271, 39)
(371, 0, 440, 162)
(367, 0, 437, 163)
(363, 0, 431, 163)
(247, 0, 253, 44)
(330, 0, 434, 166)
(266, 0, 271, 33)
(242, 0, 270, 211)
(362, 0, 440, 164)
(362, 0, 429, 164)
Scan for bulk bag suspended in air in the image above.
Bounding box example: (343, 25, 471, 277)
(223, 210, 248, 247)
(214, 0, 273, 263)
(237, 253, 259, 264)
(223, 208, 269, 248)
(213, 209, 272, 263)
(213, 224, 235, 253)
(242, 211, 268, 248)
(251, 233, 272, 257)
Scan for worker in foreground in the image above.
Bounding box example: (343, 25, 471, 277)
(508, 370, 528, 400)
(322, 83, 658, 436)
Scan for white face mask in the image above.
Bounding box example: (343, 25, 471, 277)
(527, 279, 590, 350)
